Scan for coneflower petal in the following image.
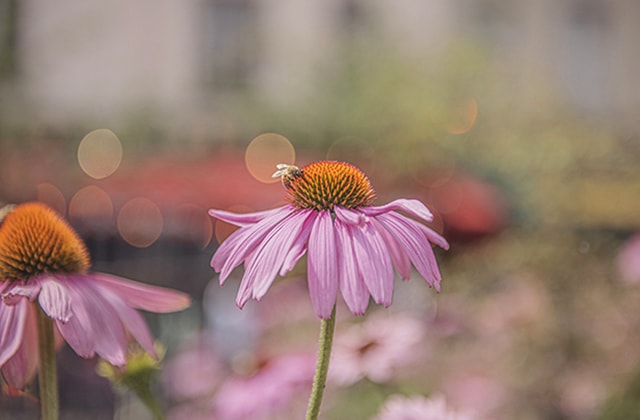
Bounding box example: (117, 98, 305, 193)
(351, 221, 394, 306)
(100, 287, 156, 357)
(361, 199, 433, 223)
(416, 223, 450, 250)
(307, 211, 339, 319)
(334, 206, 368, 226)
(55, 288, 95, 358)
(38, 276, 73, 323)
(279, 211, 315, 276)
(208, 207, 285, 227)
(1, 301, 38, 388)
(0, 297, 27, 367)
(90, 273, 191, 313)
(376, 213, 439, 289)
(62, 280, 128, 365)
(213, 206, 294, 283)
(250, 210, 315, 301)
(335, 221, 369, 315)
(371, 218, 412, 280)
(2, 282, 40, 304)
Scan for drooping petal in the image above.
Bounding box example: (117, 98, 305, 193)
(38, 276, 73, 322)
(361, 199, 434, 223)
(233, 210, 312, 309)
(279, 210, 316, 276)
(88, 273, 191, 313)
(57, 279, 128, 365)
(404, 219, 447, 284)
(54, 279, 97, 359)
(416, 223, 450, 250)
(334, 206, 368, 226)
(335, 220, 369, 315)
(279, 244, 308, 277)
(1, 302, 38, 388)
(209, 207, 285, 227)
(423, 245, 442, 289)
(211, 206, 294, 283)
(376, 213, 440, 290)
(350, 221, 394, 307)
(235, 249, 258, 308)
(211, 228, 260, 283)
(307, 211, 339, 319)
(94, 283, 156, 357)
(0, 298, 27, 368)
(248, 210, 315, 301)
(76, 290, 128, 365)
(371, 218, 412, 280)
(2, 281, 41, 304)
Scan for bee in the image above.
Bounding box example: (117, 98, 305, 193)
(272, 163, 302, 188)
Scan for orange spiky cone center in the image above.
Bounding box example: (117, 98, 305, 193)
(284, 161, 376, 210)
(0, 202, 90, 281)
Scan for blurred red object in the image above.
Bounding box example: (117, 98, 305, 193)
(101, 147, 285, 211)
(409, 170, 509, 242)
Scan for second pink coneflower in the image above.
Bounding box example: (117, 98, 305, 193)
(0, 203, 191, 390)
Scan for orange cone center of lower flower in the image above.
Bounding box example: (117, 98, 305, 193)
(0, 202, 90, 281)
(284, 161, 376, 210)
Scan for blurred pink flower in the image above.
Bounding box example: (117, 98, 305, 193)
(443, 372, 506, 418)
(557, 368, 605, 419)
(0, 203, 190, 388)
(212, 353, 315, 420)
(372, 394, 477, 420)
(617, 234, 640, 284)
(163, 334, 314, 420)
(162, 333, 225, 402)
(329, 311, 426, 385)
(210, 161, 448, 319)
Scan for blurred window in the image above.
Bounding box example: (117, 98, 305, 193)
(0, 0, 18, 80)
(340, 0, 374, 42)
(464, 0, 518, 50)
(202, 0, 259, 90)
(558, 0, 610, 111)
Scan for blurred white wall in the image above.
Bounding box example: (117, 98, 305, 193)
(18, 0, 200, 123)
(10, 0, 640, 126)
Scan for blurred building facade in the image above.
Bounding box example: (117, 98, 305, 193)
(0, 0, 639, 127)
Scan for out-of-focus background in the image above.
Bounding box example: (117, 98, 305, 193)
(1, 0, 640, 419)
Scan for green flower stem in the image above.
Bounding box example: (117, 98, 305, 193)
(306, 305, 336, 420)
(132, 387, 164, 420)
(35, 305, 59, 420)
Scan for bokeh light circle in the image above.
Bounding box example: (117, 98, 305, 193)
(68, 185, 114, 221)
(175, 203, 213, 249)
(36, 183, 66, 216)
(117, 197, 163, 248)
(245, 133, 295, 183)
(445, 97, 479, 135)
(78, 128, 123, 179)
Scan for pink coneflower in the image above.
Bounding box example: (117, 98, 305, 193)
(329, 311, 426, 386)
(372, 394, 477, 420)
(0, 202, 190, 389)
(209, 161, 448, 319)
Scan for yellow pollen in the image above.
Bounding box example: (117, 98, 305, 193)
(0, 202, 90, 281)
(283, 161, 376, 210)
